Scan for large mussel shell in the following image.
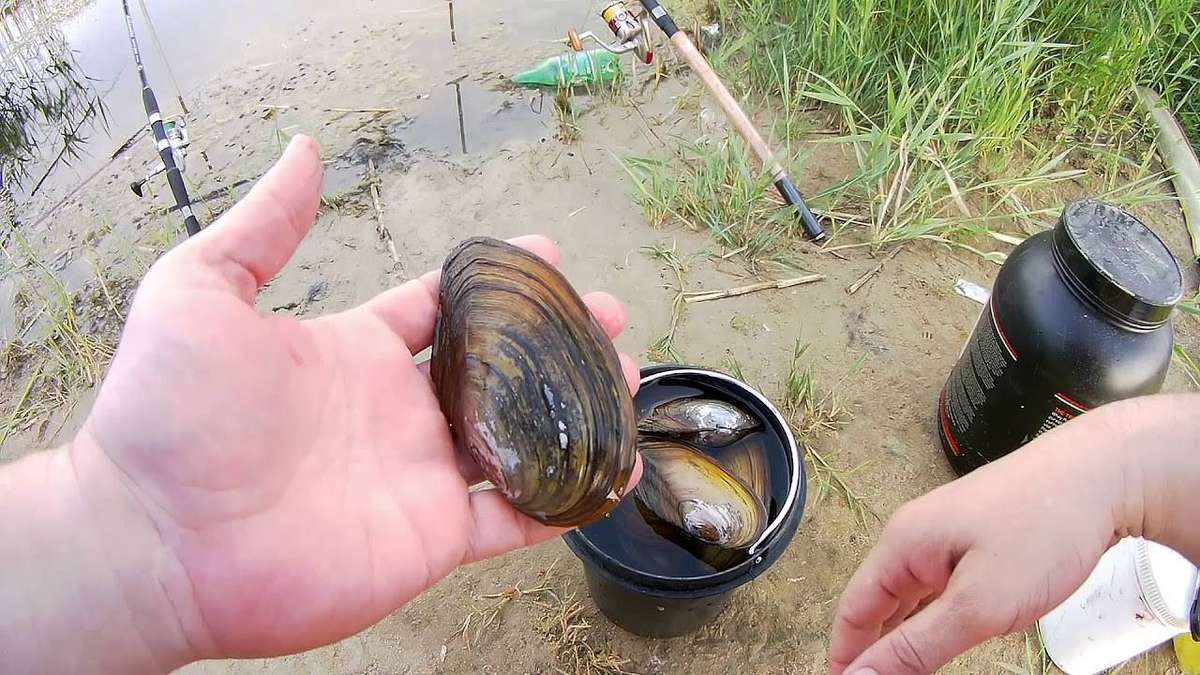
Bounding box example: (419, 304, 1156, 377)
(638, 398, 760, 447)
(431, 237, 637, 527)
(715, 434, 770, 505)
(635, 438, 767, 549)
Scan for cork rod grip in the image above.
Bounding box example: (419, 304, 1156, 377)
(669, 32, 786, 181)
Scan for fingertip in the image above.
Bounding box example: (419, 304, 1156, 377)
(620, 353, 641, 396)
(628, 452, 644, 491)
(583, 291, 627, 339)
(169, 133, 324, 301)
(507, 235, 561, 267)
(271, 134, 323, 189)
(286, 133, 321, 161)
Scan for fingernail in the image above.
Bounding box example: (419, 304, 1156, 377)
(849, 669, 879, 675)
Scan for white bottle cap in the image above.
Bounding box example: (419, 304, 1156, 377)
(1040, 538, 1199, 675)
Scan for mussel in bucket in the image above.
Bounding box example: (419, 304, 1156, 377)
(716, 435, 770, 504)
(431, 237, 637, 527)
(635, 438, 767, 549)
(633, 497, 749, 572)
(638, 398, 760, 447)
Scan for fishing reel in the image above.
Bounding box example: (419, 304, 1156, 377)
(130, 118, 191, 198)
(565, 1, 654, 64)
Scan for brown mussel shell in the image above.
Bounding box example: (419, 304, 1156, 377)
(635, 438, 767, 549)
(638, 398, 761, 447)
(431, 237, 637, 527)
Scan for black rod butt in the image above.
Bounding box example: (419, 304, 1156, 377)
(638, 0, 679, 36)
(775, 177, 826, 242)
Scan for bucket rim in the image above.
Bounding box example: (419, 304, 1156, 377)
(566, 365, 806, 589)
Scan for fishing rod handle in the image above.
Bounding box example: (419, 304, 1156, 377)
(668, 32, 782, 177)
(670, 31, 827, 241)
(165, 166, 202, 237)
(776, 177, 827, 242)
(144, 86, 202, 236)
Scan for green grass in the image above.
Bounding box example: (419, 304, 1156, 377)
(1178, 292, 1200, 389)
(781, 339, 876, 523)
(141, 218, 180, 254)
(2, 1, 108, 186)
(642, 241, 690, 363)
(625, 0, 1198, 250)
(715, 0, 1198, 148)
(553, 88, 583, 144)
(624, 138, 815, 264)
(623, 126, 1170, 256)
(994, 631, 1050, 675)
(0, 229, 118, 446)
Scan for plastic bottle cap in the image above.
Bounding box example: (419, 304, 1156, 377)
(1052, 200, 1184, 329)
(1135, 539, 1200, 630)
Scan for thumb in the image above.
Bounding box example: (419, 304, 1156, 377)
(842, 591, 983, 675)
(160, 135, 323, 303)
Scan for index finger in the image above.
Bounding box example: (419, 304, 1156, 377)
(829, 532, 951, 674)
(164, 135, 322, 303)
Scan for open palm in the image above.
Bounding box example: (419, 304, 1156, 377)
(78, 136, 640, 661)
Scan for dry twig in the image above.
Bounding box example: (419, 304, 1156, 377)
(684, 274, 825, 304)
(366, 158, 402, 272)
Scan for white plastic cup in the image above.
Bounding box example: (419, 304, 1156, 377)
(1039, 537, 1199, 675)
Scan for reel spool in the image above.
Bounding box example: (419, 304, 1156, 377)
(565, 1, 654, 64)
(130, 118, 191, 197)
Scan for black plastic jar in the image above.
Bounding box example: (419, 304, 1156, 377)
(938, 200, 1184, 475)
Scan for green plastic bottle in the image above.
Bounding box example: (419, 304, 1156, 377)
(511, 49, 622, 87)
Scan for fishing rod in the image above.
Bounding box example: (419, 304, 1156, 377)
(120, 0, 200, 237)
(640, 0, 825, 242)
(569, 1, 827, 242)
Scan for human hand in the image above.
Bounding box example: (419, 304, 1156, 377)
(827, 399, 1165, 675)
(71, 136, 641, 666)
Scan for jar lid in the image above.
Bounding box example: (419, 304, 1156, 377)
(1052, 200, 1184, 329)
(1133, 538, 1199, 629)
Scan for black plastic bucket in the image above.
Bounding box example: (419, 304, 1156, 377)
(564, 366, 807, 638)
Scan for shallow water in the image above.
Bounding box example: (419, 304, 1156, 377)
(17, 0, 594, 203)
(396, 78, 549, 157)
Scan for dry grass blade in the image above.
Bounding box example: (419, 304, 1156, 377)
(846, 247, 902, 295)
(448, 560, 635, 674)
(258, 104, 394, 114)
(782, 340, 877, 523)
(88, 255, 124, 320)
(540, 590, 637, 675)
(455, 579, 557, 650)
(644, 242, 689, 362)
